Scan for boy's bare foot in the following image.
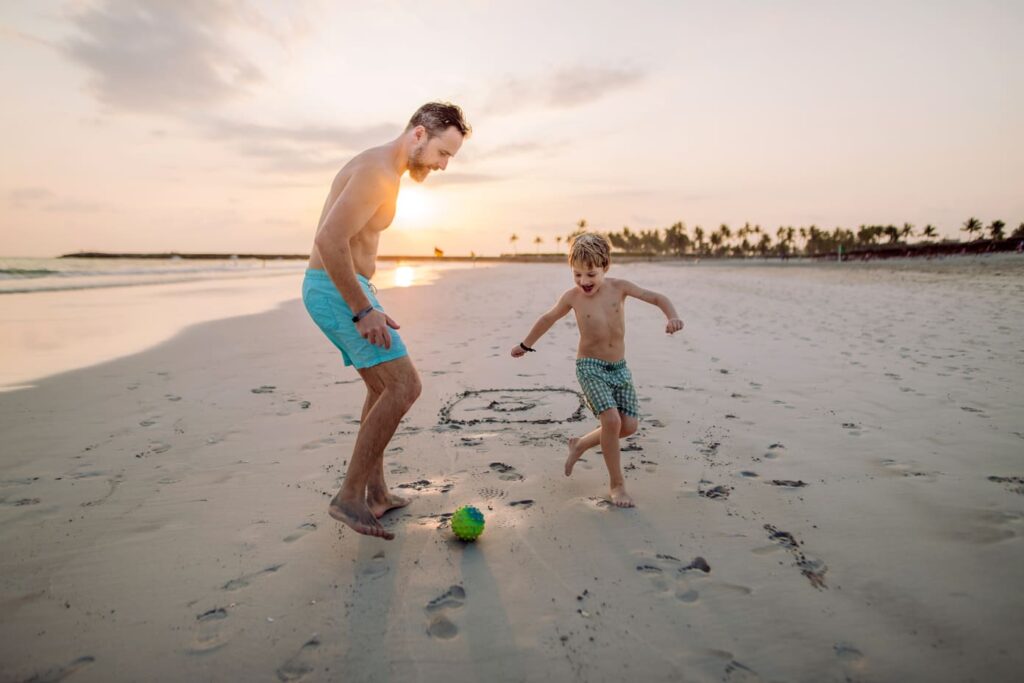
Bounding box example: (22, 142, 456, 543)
(610, 485, 635, 508)
(367, 490, 412, 519)
(328, 494, 395, 540)
(565, 437, 584, 476)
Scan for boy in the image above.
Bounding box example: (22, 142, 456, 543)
(510, 233, 684, 507)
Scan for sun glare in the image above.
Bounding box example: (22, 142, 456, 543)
(393, 265, 416, 287)
(394, 186, 434, 228)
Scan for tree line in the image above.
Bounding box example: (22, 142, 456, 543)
(510, 218, 1024, 257)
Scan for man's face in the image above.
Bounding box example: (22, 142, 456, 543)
(408, 126, 464, 182)
(572, 262, 608, 296)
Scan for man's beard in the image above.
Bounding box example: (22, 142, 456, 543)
(408, 143, 430, 182)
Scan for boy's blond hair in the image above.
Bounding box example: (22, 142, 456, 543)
(569, 232, 611, 269)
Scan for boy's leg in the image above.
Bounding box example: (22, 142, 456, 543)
(566, 413, 637, 476)
(598, 408, 634, 507)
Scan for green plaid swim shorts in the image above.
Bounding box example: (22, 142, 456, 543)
(575, 357, 640, 418)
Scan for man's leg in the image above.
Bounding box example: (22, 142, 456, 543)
(351, 377, 408, 517)
(328, 356, 422, 538)
(357, 364, 417, 518)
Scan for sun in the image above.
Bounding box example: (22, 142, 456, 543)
(393, 186, 434, 228)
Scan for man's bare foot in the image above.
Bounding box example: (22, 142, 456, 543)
(367, 491, 412, 519)
(565, 437, 584, 476)
(328, 494, 395, 540)
(610, 485, 635, 508)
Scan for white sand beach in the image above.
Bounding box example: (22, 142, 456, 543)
(1, 257, 1022, 682)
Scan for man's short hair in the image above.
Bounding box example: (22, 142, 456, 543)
(407, 102, 472, 138)
(569, 233, 611, 269)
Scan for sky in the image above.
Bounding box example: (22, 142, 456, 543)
(1, 0, 1022, 257)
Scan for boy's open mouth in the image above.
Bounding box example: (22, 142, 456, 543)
(580, 284, 594, 293)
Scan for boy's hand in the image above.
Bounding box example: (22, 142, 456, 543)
(510, 344, 526, 358)
(666, 318, 684, 334)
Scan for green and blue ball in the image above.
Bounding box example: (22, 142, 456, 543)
(451, 505, 485, 541)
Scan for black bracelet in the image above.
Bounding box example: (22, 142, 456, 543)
(519, 342, 536, 352)
(351, 305, 375, 323)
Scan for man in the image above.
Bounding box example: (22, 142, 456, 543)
(303, 102, 471, 539)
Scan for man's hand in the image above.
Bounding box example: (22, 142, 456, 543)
(666, 318, 684, 334)
(510, 343, 526, 358)
(357, 310, 400, 348)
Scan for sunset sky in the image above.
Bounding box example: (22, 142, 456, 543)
(2, 1, 1021, 257)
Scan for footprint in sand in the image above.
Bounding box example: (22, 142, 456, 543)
(425, 585, 466, 640)
(21, 655, 96, 682)
(283, 522, 317, 543)
(988, 475, 1024, 496)
(478, 487, 507, 500)
(876, 458, 936, 481)
(190, 607, 231, 654)
(489, 462, 524, 481)
(359, 551, 389, 580)
(508, 499, 534, 508)
(222, 563, 285, 591)
(763, 524, 827, 589)
(698, 482, 733, 500)
(768, 479, 808, 489)
(276, 636, 321, 681)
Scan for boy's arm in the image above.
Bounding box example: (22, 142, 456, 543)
(620, 280, 684, 334)
(510, 291, 574, 357)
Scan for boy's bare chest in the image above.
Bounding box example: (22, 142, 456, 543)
(573, 295, 625, 331)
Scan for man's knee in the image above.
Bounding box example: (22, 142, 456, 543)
(402, 373, 422, 408)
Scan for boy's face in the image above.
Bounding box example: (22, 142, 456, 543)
(571, 261, 608, 296)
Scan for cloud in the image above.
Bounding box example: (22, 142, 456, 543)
(484, 65, 647, 115)
(202, 117, 396, 148)
(426, 172, 503, 187)
(61, 0, 270, 113)
(8, 187, 55, 206)
(8, 187, 107, 212)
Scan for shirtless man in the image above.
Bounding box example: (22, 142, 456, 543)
(303, 102, 471, 539)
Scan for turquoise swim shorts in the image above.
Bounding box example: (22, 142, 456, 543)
(302, 268, 408, 369)
(575, 357, 640, 418)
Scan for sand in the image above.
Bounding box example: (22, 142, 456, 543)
(1, 257, 1022, 682)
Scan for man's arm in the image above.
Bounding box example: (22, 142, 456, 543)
(511, 291, 574, 357)
(620, 280, 684, 334)
(313, 170, 397, 348)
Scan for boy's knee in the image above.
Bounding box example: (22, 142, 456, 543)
(620, 417, 638, 437)
(600, 409, 621, 430)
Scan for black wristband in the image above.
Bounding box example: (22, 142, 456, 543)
(351, 305, 375, 323)
(519, 342, 536, 352)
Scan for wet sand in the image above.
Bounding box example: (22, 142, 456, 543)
(1, 257, 1022, 682)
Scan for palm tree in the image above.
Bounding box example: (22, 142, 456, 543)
(900, 223, 914, 241)
(922, 225, 938, 240)
(988, 220, 1006, 240)
(534, 236, 543, 253)
(555, 235, 563, 251)
(509, 233, 519, 254)
(567, 219, 588, 245)
(884, 225, 900, 244)
(962, 217, 983, 240)
(1013, 223, 1024, 239)
(693, 226, 705, 255)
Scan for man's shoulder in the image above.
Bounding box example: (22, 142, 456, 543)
(337, 151, 398, 189)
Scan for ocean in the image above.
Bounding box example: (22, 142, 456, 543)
(0, 257, 477, 390)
